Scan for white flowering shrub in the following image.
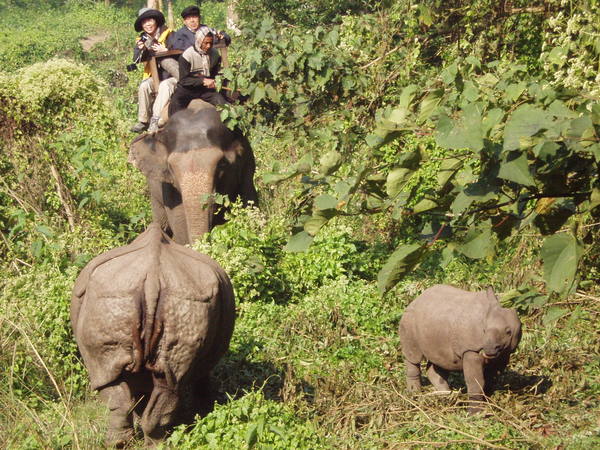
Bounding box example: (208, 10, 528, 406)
(542, 7, 600, 96)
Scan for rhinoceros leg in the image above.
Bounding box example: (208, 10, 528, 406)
(100, 380, 135, 447)
(140, 374, 179, 444)
(426, 362, 451, 392)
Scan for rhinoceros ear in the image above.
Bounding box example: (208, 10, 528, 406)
(129, 132, 173, 184)
(505, 308, 522, 351)
(486, 286, 500, 304)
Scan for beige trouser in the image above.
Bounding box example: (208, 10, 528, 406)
(137, 77, 178, 123)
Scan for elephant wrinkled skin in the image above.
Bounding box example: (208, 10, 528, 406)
(398, 284, 522, 413)
(71, 224, 235, 446)
(129, 101, 258, 245)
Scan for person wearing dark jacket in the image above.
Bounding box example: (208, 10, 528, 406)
(168, 5, 231, 52)
(168, 26, 227, 116)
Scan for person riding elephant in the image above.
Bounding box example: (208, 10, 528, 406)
(130, 8, 178, 133)
(169, 5, 231, 52)
(168, 27, 228, 117)
(129, 102, 258, 245)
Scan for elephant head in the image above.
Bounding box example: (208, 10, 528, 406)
(129, 104, 258, 245)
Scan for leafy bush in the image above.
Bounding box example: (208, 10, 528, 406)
(0, 264, 86, 403)
(167, 390, 326, 448)
(235, 0, 382, 27)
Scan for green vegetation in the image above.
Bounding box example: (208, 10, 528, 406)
(0, 0, 598, 448)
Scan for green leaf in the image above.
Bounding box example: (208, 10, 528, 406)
(319, 150, 341, 175)
(548, 100, 578, 118)
(265, 84, 280, 102)
(503, 105, 552, 151)
(498, 151, 536, 187)
(397, 148, 422, 170)
(504, 82, 527, 102)
(266, 55, 283, 76)
(334, 181, 351, 198)
(591, 103, 600, 125)
(399, 84, 418, 109)
(436, 103, 484, 151)
(377, 243, 427, 294)
(547, 46, 567, 67)
(388, 107, 409, 126)
(418, 89, 443, 123)
(246, 423, 258, 448)
(386, 168, 413, 197)
(284, 231, 313, 252)
(418, 5, 433, 26)
(567, 116, 593, 138)
(36, 225, 54, 237)
(542, 307, 569, 327)
(436, 157, 463, 187)
(457, 227, 493, 259)
(304, 215, 327, 235)
(315, 194, 338, 210)
(541, 233, 583, 296)
(590, 187, 600, 211)
(252, 85, 266, 104)
(482, 108, 504, 136)
(412, 198, 438, 213)
(533, 141, 560, 161)
(462, 81, 479, 102)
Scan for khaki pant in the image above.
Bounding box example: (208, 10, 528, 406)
(137, 77, 178, 123)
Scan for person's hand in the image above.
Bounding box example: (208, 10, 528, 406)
(136, 40, 145, 50)
(152, 43, 167, 53)
(203, 78, 216, 89)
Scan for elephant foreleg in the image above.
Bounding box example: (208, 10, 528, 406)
(99, 381, 135, 447)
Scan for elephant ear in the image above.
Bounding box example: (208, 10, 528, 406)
(129, 132, 173, 184)
(228, 135, 259, 206)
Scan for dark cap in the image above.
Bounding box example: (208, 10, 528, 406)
(134, 8, 166, 32)
(181, 6, 200, 18)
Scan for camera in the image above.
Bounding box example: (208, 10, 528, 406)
(126, 33, 155, 72)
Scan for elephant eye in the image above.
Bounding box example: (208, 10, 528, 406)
(506, 328, 512, 335)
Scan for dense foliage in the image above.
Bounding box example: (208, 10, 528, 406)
(0, 0, 598, 448)
(226, 0, 599, 304)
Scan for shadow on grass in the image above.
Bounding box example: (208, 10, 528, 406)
(495, 370, 552, 395)
(420, 369, 552, 396)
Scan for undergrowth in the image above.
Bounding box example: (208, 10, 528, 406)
(0, 1, 598, 449)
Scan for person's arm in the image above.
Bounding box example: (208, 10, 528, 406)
(217, 31, 231, 47)
(178, 56, 205, 88)
(209, 54, 222, 79)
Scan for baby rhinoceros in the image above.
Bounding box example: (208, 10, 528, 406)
(399, 285, 521, 413)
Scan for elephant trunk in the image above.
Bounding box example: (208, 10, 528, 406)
(179, 171, 214, 244)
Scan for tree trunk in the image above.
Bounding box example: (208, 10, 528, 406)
(167, 0, 174, 29)
(226, 0, 241, 35)
(147, 0, 158, 9)
(105, 0, 110, 6)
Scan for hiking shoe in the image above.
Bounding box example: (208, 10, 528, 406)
(147, 117, 160, 133)
(130, 121, 148, 133)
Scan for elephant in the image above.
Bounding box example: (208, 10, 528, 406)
(70, 224, 235, 446)
(398, 284, 522, 413)
(129, 100, 258, 245)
